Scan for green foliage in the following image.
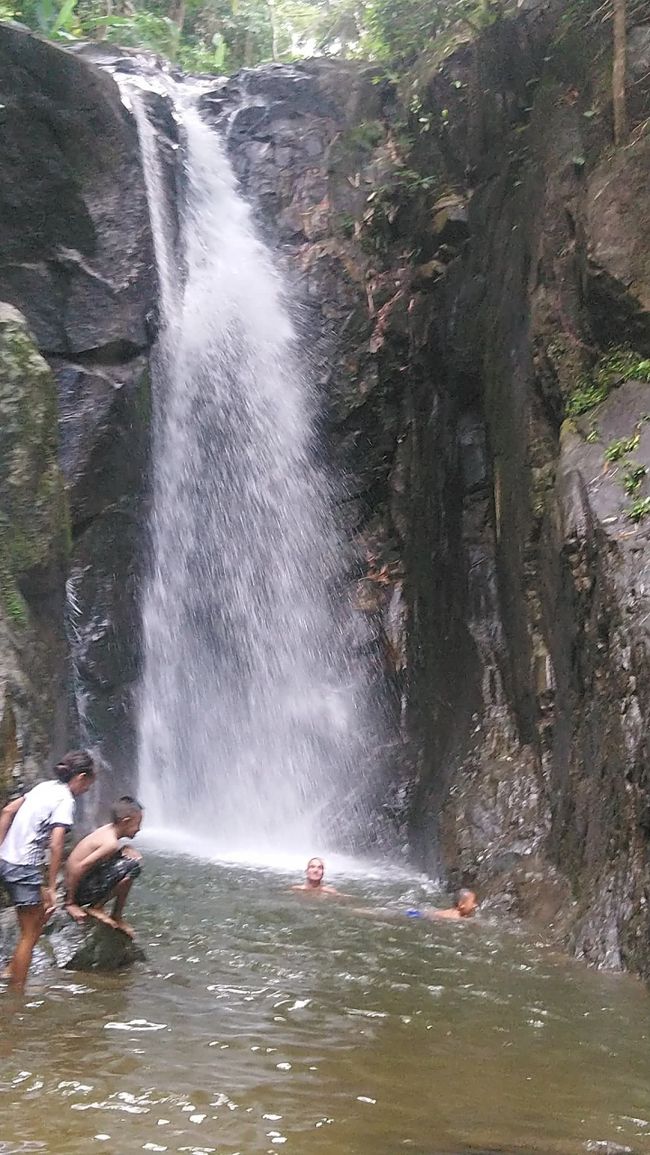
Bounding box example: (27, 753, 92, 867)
(566, 380, 608, 417)
(626, 496, 650, 523)
(604, 433, 640, 463)
(338, 211, 357, 238)
(585, 426, 600, 443)
(363, 0, 502, 61)
(623, 464, 647, 496)
(347, 120, 385, 151)
(0, 0, 510, 72)
(359, 169, 434, 253)
(0, 567, 28, 628)
(567, 348, 650, 419)
(91, 11, 183, 57)
(596, 349, 650, 389)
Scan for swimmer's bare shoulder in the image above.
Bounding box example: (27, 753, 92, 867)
(290, 883, 343, 897)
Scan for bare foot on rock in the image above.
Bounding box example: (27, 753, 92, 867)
(113, 918, 135, 939)
(86, 907, 119, 931)
(65, 903, 88, 924)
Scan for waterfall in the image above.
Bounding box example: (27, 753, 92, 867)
(132, 91, 377, 854)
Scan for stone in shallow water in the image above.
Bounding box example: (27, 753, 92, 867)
(0, 907, 144, 973)
(46, 910, 146, 970)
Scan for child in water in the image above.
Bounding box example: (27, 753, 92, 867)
(64, 796, 144, 938)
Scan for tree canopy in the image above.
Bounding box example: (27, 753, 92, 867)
(0, 0, 498, 73)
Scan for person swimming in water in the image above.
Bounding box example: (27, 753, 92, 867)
(352, 888, 479, 924)
(406, 888, 478, 921)
(291, 857, 340, 896)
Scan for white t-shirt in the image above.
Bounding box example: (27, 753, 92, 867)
(0, 780, 75, 868)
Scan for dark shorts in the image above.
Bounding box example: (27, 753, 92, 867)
(76, 853, 141, 907)
(0, 860, 43, 907)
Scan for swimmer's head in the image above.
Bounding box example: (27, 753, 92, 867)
(111, 795, 144, 839)
(455, 888, 478, 917)
(306, 857, 325, 886)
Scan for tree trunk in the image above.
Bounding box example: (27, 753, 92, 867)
(96, 0, 111, 41)
(173, 0, 186, 32)
(612, 0, 628, 145)
(269, 0, 279, 61)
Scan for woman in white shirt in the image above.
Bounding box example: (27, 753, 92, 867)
(0, 750, 96, 992)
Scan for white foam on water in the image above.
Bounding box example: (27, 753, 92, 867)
(137, 825, 418, 882)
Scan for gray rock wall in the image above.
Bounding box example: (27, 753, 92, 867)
(0, 305, 68, 796)
(200, 6, 650, 975)
(0, 24, 155, 791)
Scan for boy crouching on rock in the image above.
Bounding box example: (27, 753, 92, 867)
(65, 796, 143, 938)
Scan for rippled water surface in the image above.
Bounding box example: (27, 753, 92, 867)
(2, 853, 650, 1155)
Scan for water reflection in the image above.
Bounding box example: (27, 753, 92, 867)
(2, 853, 650, 1155)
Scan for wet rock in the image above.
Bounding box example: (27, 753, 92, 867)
(57, 354, 149, 785)
(0, 25, 155, 792)
(0, 23, 156, 356)
(0, 907, 145, 972)
(68, 504, 145, 794)
(587, 136, 650, 339)
(46, 909, 145, 970)
(56, 358, 149, 525)
(0, 305, 68, 798)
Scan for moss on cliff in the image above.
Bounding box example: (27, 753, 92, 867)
(0, 304, 69, 788)
(0, 305, 69, 625)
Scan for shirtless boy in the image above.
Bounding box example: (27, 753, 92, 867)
(65, 796, 143, 937)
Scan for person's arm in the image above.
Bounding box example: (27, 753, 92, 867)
(43, 825, 68, 915)
(0, 795, 25, 846)
(120, 846, 142, 862)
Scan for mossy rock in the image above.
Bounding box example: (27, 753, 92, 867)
(0, 304, 69, 790)
(0, 304, 68, 629)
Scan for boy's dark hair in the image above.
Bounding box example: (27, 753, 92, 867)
(54, 750, 96, 784)
(111, 795, 144, 823)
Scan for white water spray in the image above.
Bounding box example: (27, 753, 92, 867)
(132, 92, 378, 854)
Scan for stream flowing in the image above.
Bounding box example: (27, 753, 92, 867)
(2, 855, 650, 1155)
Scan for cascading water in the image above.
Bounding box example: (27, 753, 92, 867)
(131, 88, 379, 854)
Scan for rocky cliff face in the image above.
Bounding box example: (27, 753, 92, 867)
(198, 2, 650, 973)
(0, 305, 68, 795)
(0, 24, 154, 792)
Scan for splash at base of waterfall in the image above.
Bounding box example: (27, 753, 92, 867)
(137, 825, 417, 881)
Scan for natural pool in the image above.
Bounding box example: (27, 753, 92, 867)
(2, 851, 650, 1155)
